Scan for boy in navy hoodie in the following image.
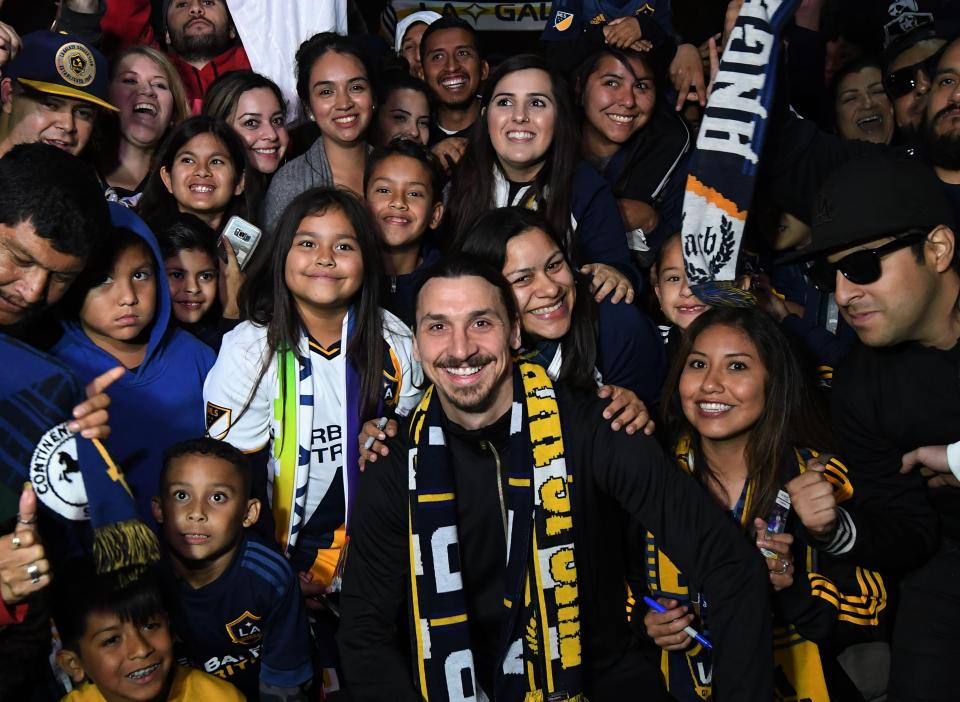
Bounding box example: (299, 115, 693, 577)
(364, 138, 444, 328)
(51, 204, 215, 525)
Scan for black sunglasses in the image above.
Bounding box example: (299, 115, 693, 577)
(809, 229, 928, 293)
(884, 48, 945, 100)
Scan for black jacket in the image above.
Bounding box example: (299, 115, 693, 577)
(337, 383, 772, 701)
(830, 341, 960, 571)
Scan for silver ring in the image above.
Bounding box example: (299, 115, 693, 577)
(26, 563, 40, 584)
(775, 560, 790, 575)
(16, 515, 37, 526)
(10, 534, 20, 549)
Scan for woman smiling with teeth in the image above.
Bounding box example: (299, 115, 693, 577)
(447, 54, 641, 304)
(204, 71, 290, 180)
(459, 206, 665, 420)
(99, 46, 190, 206)
(575, 47, 692, 259)
(264, 33, 375, 232)
(649, 307, 887, 701)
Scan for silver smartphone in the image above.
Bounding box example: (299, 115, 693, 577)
(219, 215, 262, 270)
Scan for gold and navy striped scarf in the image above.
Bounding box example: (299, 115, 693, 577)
(407, 362, 584, 701)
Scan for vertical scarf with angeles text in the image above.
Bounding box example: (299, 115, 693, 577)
(680, 0, 798, 306)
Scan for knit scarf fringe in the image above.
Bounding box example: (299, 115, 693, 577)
(92, 518, 160, 586)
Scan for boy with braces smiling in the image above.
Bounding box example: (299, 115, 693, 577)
(52, 559, 244, 702)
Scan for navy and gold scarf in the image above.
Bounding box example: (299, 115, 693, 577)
(680, 0, 799, 307)
(407, 362, 584, 701)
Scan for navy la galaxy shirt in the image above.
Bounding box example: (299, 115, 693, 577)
(161, 532, 313, 700)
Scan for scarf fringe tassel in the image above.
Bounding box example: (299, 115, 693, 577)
(92, 519, 160, 585)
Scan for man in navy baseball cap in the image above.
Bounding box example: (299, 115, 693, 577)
(0, 30, 117, 158)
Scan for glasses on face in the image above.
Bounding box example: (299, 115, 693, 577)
(884, 48, 945, 99)
(809, 229, 927, 293)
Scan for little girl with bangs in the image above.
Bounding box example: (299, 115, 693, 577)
(203, 187, 423, 691)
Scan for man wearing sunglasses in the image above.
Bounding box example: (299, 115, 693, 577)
(883, 25, 947, 138)
(800, 154, 960, 702)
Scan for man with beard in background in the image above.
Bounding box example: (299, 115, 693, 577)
(883, 24, 947, 144)
(764, 32, 960, 230)
(79, 0, 251, 111)
(921, 34, 960, 211)
(161, 0, 250, 110)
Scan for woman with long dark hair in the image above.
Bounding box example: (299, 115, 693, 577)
(575, 46, 691, 258)
(446, 54, 640, 303)
(203, 70, 290, 181)
(459, 206, 665, 405)
(647, 307, 887, 701)
(263, 33, 375, 231)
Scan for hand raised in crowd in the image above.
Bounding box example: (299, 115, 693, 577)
(617, 198, 660, 234)
(0, 19, 20, 67)
(670, 43, 708, 111)
(603, 16, 643, 50)
(69, 366, 125, 440)
(597, 385, 655, 435)
(431, 136, 468, 175)
(580, 263, 635, 304)
(358, 418, 399, 470)
(901, 445, 960, 488)
(298, 571, 326, 612)
(786, 460, 838, 540)
(751, 273, 803, 324)
(723, 0, 745, 48)
(219, 238, 245, 320)
(0, 485, 50, 606)
(755, 518, 795, 592)
(643, 597, 694, 651)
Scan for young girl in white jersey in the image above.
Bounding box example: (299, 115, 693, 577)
(203, 187, 421, 592)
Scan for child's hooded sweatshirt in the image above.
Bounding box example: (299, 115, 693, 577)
(52, 204, 216, 524)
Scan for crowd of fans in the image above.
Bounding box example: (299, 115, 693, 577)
(1, 0, 959, 700)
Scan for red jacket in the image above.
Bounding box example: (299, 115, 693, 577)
(169, 45, 251, 114)
(101, 0, 251, 111)
(0, 597, 28, 626)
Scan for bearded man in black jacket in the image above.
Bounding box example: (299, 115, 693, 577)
(337, 256, 771, 702)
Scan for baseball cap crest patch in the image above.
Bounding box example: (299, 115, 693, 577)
(55, 42, 96, 88)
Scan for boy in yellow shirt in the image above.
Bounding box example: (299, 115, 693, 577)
(52, 559, 245, 702)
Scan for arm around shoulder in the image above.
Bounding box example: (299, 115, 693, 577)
(589, 419, 773, 701)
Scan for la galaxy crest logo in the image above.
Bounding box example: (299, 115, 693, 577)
(206, 402, 232, 440)
(30, 422, 89, 520)
(55, 42, 96, 88)
(225, 611, 263, 646)
(553, 10, 573, 31)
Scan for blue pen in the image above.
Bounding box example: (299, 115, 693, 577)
(643, 596, 712, 650)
